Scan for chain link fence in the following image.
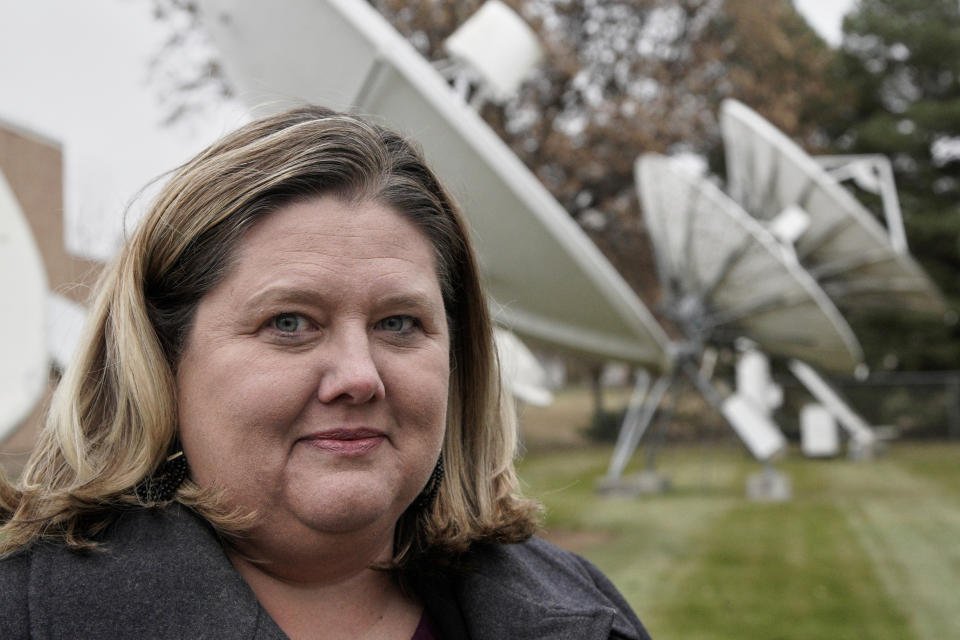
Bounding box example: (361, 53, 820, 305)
(778, 370, 960, 440)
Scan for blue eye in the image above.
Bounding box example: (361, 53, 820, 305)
(378, 315, 416, 332)
(271, 313, 307, 333)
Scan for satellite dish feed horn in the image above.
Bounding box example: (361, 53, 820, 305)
(442, 0, 544, 105)
(768, 205, 811, 246)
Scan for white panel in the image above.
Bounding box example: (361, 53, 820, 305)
(800, 403, 840, 457)
(788, 359, 876, 443)
(198, 0, 672, 370)
(721, 394, 788, 461)
(0, 171, 49, 440)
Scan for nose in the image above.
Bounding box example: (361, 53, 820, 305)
(316, 329, 385, 405)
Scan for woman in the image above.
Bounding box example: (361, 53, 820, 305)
(0, 106, 650, 639)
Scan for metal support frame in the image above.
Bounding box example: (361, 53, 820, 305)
(603, 354, 790, 488)
(814, 154, 908, 254)
(605, 371, 673, 481)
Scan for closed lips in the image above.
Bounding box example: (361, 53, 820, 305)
(300, 429, 386, 455)
(302, 429, 385, 441)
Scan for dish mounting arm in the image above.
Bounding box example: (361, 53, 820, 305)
(814, 154, 908, 255)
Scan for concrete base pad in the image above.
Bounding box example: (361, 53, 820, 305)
(848, 438, 878, 461)
(746, 467, 792, 502)
(596, 470, 672, 496)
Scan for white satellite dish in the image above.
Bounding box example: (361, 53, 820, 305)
(605, 153, 866, 475)
(198, 0, 672, 370)
(638, 153, 863, 373)
(619, 155, 880, 475)
(0, 170, 49, 441)
(721, 99, 945, 314)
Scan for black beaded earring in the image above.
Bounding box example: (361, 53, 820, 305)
(415, 453, 444, 509)
(135, 450, 188, 503)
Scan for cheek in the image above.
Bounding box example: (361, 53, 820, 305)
(388, 355, 449, 436)
(176, 353, 311, 491)
(182, 345, 310, 424)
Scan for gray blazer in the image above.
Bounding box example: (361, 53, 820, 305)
(0, 506, 650, 639)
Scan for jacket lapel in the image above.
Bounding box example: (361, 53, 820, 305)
(417, 538, 645, 640)
(457, 573, 617, 640)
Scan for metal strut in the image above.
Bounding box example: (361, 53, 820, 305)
(605, 371, 674, 481)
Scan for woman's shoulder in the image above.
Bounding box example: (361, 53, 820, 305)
(0, 547, 30, 637)
(0, 505, 224, 580)
(466, 535, 626, 599)
(452, 536, 652, 640)
(0, 506, 285, 639)
(480, 535, 606, 575)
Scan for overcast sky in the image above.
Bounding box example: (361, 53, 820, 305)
(0, 0, 855, 261)
(794, 0, 855, 47)
(0, 0, 247, 261)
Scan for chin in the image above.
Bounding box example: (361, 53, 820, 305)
(284, 478, 415, 536)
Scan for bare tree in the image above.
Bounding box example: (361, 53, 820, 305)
(147, 0, 843, 303)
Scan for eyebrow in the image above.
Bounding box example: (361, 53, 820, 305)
(374, 292, 444, 316)
(241, 286, 443, 315)
(242, 286, 328, 312)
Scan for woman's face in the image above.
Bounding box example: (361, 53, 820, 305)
(175, 196, 450, 558)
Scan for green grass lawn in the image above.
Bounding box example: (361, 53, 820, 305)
(516, 438, 960, 640)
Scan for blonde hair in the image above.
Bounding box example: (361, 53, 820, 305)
(0, 106, 539, 562)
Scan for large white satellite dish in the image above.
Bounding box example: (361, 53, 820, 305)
(605, 153, 866, 475)
(721, 99, 944, 314)
(198, 0, 672, 369)
(638, 154, 863, 373)
(620, 155, 878, 474)
(0, 170, 49, 441)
